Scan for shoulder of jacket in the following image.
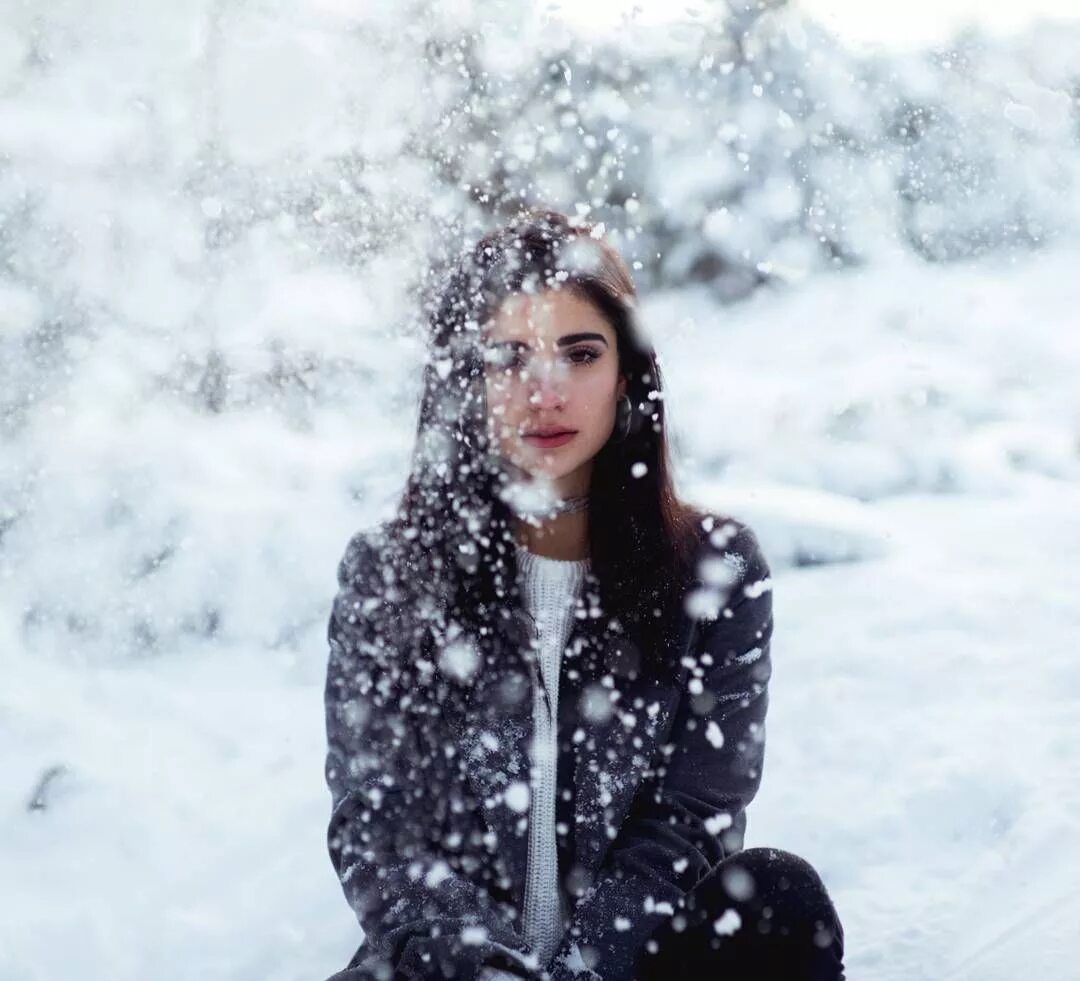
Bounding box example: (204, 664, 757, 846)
(335, 520, 394, 590)
(693, 512, 770, 584)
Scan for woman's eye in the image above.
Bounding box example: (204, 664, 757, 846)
(484, 349, 524, 371)
(485, 346, 599, 373)
(568, 347, 600, 365)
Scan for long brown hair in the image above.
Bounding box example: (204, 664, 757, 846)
(379, 207, 708, 674)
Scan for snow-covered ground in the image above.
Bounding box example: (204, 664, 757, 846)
(2, 242, 1078, 980)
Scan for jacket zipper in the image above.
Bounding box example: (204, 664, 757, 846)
(523, 609, 554, 720)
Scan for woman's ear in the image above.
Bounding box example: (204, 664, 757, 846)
(617, 373, 628, 400)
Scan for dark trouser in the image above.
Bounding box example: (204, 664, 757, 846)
(327, 846, 844, 981)
(636, 846, 845, 981)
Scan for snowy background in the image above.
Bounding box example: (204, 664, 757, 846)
(1, 1, 1078, 979)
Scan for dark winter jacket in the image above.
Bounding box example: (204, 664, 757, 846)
(323, 517, 773, 981)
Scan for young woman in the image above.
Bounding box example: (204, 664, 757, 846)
(323, 209, 845, 981)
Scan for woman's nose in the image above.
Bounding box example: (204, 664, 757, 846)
(527, 362, 568, 408)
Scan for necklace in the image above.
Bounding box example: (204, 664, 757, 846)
(494, 457, 589, 521)
(511, 493, 589, 520)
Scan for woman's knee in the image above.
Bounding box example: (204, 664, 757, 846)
(638, 847, 846, 980)
(729, 846, 832, 900)
(689, 846, 844, 947)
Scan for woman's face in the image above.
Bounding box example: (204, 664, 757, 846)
(483, 287, 627, 497)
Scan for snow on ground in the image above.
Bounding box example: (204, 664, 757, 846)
(2, 243, 1078, 980)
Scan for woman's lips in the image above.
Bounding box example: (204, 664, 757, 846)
(523, 431, 577, 448)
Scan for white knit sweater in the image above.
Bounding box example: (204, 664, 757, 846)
(478, 542, 589, 980)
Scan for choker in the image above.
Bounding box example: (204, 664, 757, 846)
(494, 457, 589, 522)
(511, 493, 589, 520)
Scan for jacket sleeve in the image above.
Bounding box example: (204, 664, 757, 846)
(325, 530, 541, 980)
(547, 521, 773, 981)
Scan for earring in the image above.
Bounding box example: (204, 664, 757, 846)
(614, 394, 633, 442)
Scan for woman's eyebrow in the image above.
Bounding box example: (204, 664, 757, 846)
(557, 332, 608, 347)
(488, 332, 608, 349)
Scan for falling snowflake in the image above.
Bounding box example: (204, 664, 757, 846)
(704, 812, 733, 835)
(424, 860, 451, 888)
(504, 781, 530, 813)
(460, 925, 488, 945)
(713, 909, 742, 936)
(438, 638, 480, 681)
